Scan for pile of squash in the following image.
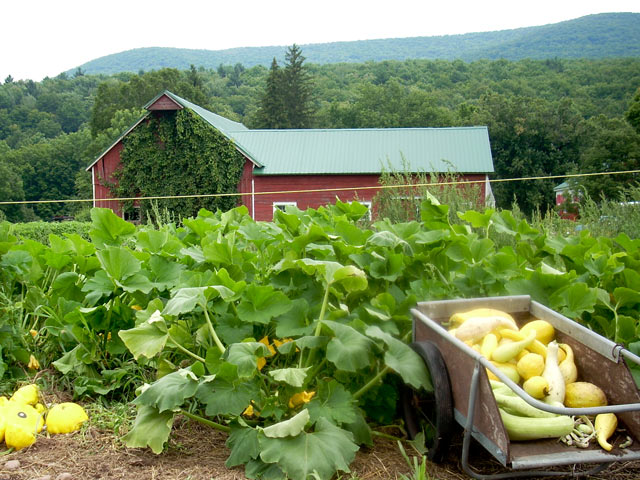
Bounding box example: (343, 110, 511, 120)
(448, 308, 623, 451)
(0, 384, 89, 450)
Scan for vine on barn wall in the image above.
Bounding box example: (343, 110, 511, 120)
(112, 109, 245, 220)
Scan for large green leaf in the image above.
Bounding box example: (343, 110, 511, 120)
(237, 284, 293, 324)
(118, 310, 168, 360)
(259, 417, 358, 480)
(268, 367, 310, 387)
(82, 270, 115, 304)
(148, 255, 185, 291)
(613, 287, 640, 309)
(306, 380, 357, 425)
(96, 246, 141, 283)
(133, 369, 199, 412)
(196, 378, 259, 416)
(273, 298, 314, 338)
(550, 283, 597, 319)
(366, 326, 432, 391)
(163, 285, 235, 316)
(90, 207, 136, 249)
(226, 426, 261, 467)
(323, 321, 374, 372)
(122, 405, 174, 454)
(225, 342, 272, 378)
(262, 409, 310, 438)
(118, 272, 154, 294)
(331, 264, 368, 292)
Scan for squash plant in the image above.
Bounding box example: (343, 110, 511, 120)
(2, 197, 640, 479)
(109, 204, 433, 479)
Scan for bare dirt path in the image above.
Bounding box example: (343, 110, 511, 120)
(3, 419, 640, 480)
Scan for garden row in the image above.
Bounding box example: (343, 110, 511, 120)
(1, 199, 639, 479)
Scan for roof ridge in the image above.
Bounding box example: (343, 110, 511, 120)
(239, 125, 488, 133)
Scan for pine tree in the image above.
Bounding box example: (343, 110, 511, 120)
(255, 58, 288, 128)
(254, 45, 314, 129)
(283, 44, 314, 128)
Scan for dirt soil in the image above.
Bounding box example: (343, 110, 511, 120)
(3, 419, 640, 480)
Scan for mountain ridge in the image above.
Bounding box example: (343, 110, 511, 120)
(72, 12, 640, 76)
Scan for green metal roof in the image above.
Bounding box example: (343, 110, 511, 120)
(229, 127, 494, 175)
(89, 91, 494, 175)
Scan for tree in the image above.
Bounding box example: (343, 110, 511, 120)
(328, 80, 453, 128)
(0, 144, 25, 222)
(577, 115, 640, 200)
(282, 44, 314, 128)
(470, 94, 581, 214)
(227, 63, 245, 88)
(253, 45, 314, 129)
(254, 59, 288, 128)
(626, 86, 640, 134)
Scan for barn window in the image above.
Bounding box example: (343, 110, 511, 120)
(123, 206, 141, 223)
(360, 201, 372, 220)
(273, 201, 297, 213)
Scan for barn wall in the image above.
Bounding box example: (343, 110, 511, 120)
(239, 171, 488, 222)
(95, 148, 490, 223)
(92, 141, 124, 217)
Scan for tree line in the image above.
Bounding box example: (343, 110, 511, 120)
(0, 49, 639, 222)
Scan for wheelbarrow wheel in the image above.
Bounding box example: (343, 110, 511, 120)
(400, 341, 454, 463)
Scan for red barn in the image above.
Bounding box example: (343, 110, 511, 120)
(87, 91, 495, 221)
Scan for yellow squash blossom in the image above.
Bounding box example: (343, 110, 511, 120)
(29, 329, 38, 338)
(288, 391, 316, 409)
(28, 354, 40, 370)
(242, 404, 256, 417)
(257, 336, 276, 370)
(272, 338, 293, 348)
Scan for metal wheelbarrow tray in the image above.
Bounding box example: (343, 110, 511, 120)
(406, 295, 640, 479)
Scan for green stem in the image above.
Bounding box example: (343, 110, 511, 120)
(179, 409, 230, 433)
(306, 357, 327, 383)
(202, 304, 225, 354)
(303, 282, 332, 368)
(167, 333, 205, 363)
(372, 430, 405, 442)
(353, 365, 390, 400)
(313, 283, 331, 338)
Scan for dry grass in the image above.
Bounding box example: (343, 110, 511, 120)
(3, 413, 640, 480)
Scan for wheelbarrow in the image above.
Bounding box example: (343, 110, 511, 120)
(401, 295, 640, 479)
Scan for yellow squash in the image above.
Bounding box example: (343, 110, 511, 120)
(455, 316, 517, 343)
(486, 362, 521, 384)
(558, 344, 578, 384)
(519, 320, 555, 344)
(542, 341, 565, 405)
(492, 331, 536, 363)
(517, 353, 545, 381)
(10, 384, 39, 406)
(3, 401, 44, 450)
(522, 375, 550, 399)
(564, 382, 607, 408)
(46, 403, 89, 434)
(449, 308, 516, 327)
(595, 413, 617, 451)
(480, 333, 499, 359)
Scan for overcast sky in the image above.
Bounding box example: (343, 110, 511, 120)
(2, 0, 639, 82)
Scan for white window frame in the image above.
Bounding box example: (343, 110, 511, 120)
(273, 201, 297, 214)
(360, 201, 373, 221)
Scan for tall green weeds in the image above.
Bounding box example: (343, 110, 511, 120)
(373, 160, 482, 224)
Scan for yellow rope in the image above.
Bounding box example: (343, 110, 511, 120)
(1, 169, 639, 206)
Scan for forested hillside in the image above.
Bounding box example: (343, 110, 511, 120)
(1, 55, 639, 223)
(72, 13, 640, 76)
